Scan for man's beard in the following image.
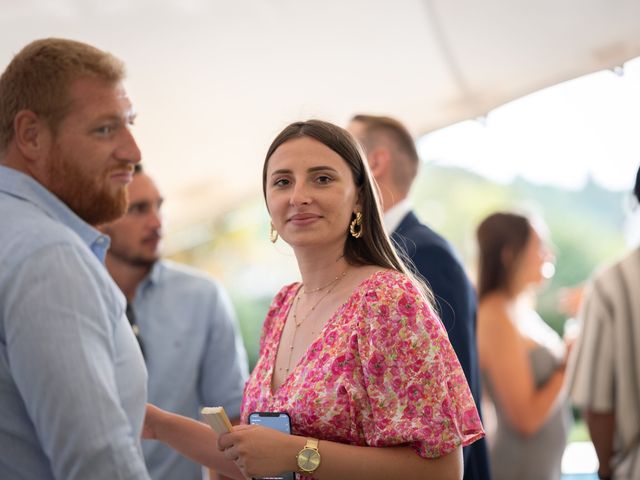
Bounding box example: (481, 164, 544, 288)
(100, 223, 162, 269)
(46, 147, 129, 226)
(109, 247, 159, 269)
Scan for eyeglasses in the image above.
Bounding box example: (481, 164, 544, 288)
(125, 303, 145, 359)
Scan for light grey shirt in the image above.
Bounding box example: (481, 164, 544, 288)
(0, 165, 149, 479)
(135, 260, 248, 480)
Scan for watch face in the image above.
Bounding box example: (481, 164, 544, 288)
(297, 448, 321, 472)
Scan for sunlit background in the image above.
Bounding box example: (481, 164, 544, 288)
(420, 57, 640, 192)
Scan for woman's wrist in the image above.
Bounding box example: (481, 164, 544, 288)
(284, 434, 308, 474)
(152, 408, 171, 442)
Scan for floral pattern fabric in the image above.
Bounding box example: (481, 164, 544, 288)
(241, 270, 484, 462)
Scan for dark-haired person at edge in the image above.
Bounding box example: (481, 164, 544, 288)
(143, 120, 484, 479)
(567, 165, 640, 480)
(476, 212, 572, 480)
(348, 114, 491, 480)
(0, 39, 149, 478)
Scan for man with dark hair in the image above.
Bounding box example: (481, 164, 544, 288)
(568, 165, 640, 480)
(348, 114, 491, 480)
(101, 166, 248, 480)
(0, 38, 149, 478)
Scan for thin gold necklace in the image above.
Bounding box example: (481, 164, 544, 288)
(284, 271, 347, 375)
(302, 270, 347, 295)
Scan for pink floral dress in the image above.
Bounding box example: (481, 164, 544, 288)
(241, 270, 484, 472)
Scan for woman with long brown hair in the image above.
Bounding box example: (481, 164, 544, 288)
(476, 212, 572, 480)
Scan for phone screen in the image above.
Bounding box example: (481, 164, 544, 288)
(248, 412, 295, 480)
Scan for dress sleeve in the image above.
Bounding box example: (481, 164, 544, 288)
(356, 272, 484, 458)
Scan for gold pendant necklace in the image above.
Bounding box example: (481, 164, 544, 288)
(284, 271, 347, 375)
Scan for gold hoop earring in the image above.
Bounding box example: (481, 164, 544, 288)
(269, 222, 279, 243)
(350, 212, 363, 238)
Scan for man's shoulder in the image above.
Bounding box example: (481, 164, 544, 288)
(592, 248, 638, 282)
(619, 247, 640, 273)
(591, 247, 640, 299)
(394, 213, 460, 264)
(156, 260, 224, 292)
(0, 196, 86, 259)
(0, 199, 119, 312)
(146, 261, 236, 327)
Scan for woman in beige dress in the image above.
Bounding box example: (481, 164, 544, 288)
(476, 212, 572, 480)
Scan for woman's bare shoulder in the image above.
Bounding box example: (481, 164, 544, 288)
(478, 292, 515, 334)
(478, 291, 509, 314)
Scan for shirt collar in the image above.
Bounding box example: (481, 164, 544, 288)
(383, 198, 411, 233)
(147, 260, 163, 285)
(0, 165, 111, 262)
(137, 260, 163, 296)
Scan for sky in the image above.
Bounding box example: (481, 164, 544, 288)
(418, 57, 640, 193)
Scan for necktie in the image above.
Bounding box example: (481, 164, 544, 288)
(125, 302, 145, 358)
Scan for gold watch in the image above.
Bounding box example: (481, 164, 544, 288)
(296, 437, 321, 474)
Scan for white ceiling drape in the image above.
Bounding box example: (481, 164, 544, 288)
(2, 0, 640, 227)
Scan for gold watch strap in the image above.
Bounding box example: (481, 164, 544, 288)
(297, 437, 321, 473)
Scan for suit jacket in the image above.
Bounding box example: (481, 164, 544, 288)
(392, 211, 491, 480)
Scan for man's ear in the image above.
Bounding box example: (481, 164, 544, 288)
(367, 146, 391, 179)
(13, 110, 52, 163)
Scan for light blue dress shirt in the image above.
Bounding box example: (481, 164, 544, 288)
(134, 260, 248, 480)
(0, 165, 150, 479)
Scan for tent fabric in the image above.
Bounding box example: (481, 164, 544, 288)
(1, 0, 640, 227)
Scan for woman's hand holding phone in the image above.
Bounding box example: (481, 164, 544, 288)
(218, 416, 298, 480)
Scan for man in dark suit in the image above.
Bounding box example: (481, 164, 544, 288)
(348, 114, 491, 480)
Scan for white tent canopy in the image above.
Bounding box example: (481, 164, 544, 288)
(2, 0, 640, 228)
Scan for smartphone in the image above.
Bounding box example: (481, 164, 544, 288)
(248, 412, 295, 480)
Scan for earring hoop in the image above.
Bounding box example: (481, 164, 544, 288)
(350, 212, 363, 238)
(269, 222, 279, 243)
